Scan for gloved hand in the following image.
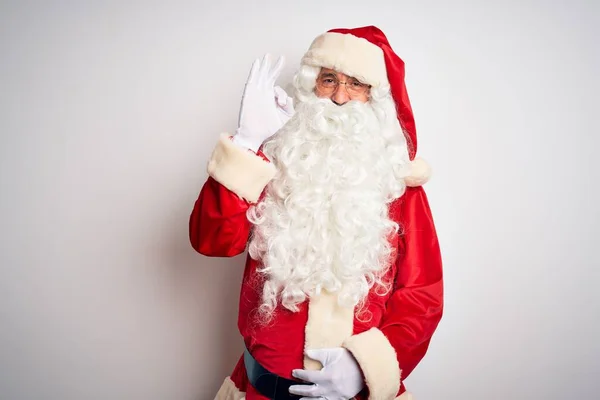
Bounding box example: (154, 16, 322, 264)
(232, 54, 295, 152)
(289, 348, 365, 400)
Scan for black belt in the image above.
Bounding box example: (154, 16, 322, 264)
(243, 348, 305, 399)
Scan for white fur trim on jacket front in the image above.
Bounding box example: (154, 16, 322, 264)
(206, 134, 276, 203)
(343, 327, 401, 400)
(301, 32, 389, 88)
(214, 376, 245, 400)
(303, 291, 354, 370)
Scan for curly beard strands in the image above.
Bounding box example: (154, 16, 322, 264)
(248, 89, 410, 320)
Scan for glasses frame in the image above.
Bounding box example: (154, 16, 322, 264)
(315, 73, 372, 97)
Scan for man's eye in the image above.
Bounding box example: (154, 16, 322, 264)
(350, 80, 365, 87)
(320, 78, 337, 86)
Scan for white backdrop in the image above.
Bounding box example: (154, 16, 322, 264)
(1, 1, 598, 399)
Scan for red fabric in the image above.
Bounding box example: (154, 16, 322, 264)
(189, 176, 250, 257)
(328, 26, 418, 160)
(189, 176, 443, 398)
(188, 143, 271, 256)
(385, 186, 444, 393)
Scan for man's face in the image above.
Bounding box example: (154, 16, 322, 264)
(314, 68, 371, 105)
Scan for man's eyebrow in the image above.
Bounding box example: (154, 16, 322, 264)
(319, 72, 337, 78)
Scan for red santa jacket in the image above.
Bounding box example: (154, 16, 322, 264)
(189, 135, 443, 400)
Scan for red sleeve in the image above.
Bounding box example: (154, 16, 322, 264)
(383, 185, 444, 380)
(188, 176, 252, 257)
(188, 134, 275, 257)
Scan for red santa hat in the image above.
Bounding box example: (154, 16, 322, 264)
(301, 26, 430, 186)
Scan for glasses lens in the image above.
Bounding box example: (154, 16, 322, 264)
(316, 75, 370, 97)
(317, 77, 337, 93)
(346, 79, 368, 95)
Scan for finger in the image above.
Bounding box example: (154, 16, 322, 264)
(292, 368, 324, 384)
(258, 53, 271, 82)
(289, 384, 323, 397)
(268, 55, 285, 82)
(246, 58, 260, 84)
(279, 96, 295, 115)
(274, 86, 287, 107)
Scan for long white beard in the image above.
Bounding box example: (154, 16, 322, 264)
(247, 92, 410, 318)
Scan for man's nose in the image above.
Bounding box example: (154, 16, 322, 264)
(331, 84, 350, 105)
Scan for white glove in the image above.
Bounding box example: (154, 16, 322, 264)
(289, 348, 365, 400)
(232, 54, 295, 152)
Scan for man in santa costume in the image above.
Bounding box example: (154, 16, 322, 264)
(189, 26, 443, 400)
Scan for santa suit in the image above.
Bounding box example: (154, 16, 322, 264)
(189, 26, 443, 400)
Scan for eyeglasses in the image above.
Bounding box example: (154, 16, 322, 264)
(315, 74, 371, 97)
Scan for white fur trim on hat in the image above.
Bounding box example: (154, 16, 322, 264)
(301, 32, 389, 88)
(405, 157, 431, 187)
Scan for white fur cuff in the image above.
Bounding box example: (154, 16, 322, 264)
(343, 328, 401, 400)
(405, 157, 431, 187)
(206, 134, 276, 203)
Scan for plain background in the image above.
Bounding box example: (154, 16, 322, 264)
(1, 1, 598, 399)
